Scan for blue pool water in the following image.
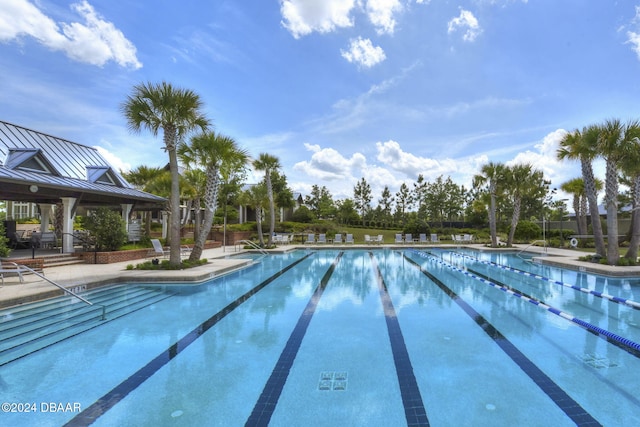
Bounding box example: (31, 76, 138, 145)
(1, 248, 640, 426)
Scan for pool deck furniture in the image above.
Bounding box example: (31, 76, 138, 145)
(345, 234, 354, 244)
(305, 234, 316, 244)
(317, 234, 327, 244)
(0, 261, 29, 285)
(149, 239, 170, 258)
(333, 234, 343, 244)
(394, 234, 403, 244)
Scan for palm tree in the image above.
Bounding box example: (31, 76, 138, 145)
(473, 162, 506, 247)
(505, 164, 543, 246)
(616, 122, 640, 260)
(240, 183, 269, 247)
(179, 132, 248, 260)
(557, 126, 606, 258)
(597, 119, 640, 265)
(560, 178, 586, 237)
(121, 81, 209, 266)
(253, 153, 281, 247)
(123, 165, 166, 237)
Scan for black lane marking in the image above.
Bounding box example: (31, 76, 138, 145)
(404, 254, 602, 427)
(64, 253, 313, 427)
(369, 252, 430, 427)
(245, 252, 344, 427)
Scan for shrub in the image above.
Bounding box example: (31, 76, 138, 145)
(514, 221, 541, 240)
(0, 221, 10, 257)
(80, 208, 127, 251)
(291, 206, 315, 223)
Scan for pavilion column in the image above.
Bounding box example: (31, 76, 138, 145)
(60, 197, 76, 253)
(38, 203, 54, 233)
(121, 204, 133, 232)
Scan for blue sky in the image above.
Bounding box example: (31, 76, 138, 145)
(2, 1, 640, 204)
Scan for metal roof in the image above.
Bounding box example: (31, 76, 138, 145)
(0, 120, 165, 209)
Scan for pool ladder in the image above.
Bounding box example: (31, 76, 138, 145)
(238, 239, 269, 255)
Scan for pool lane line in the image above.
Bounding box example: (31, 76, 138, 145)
(402, 253, 602, 427)
(245, 251, 344, 427)
(63, 253, 314, 427)
(412, 249, 640, 359)
(446, 249, 640, 310)
(369, 252, 430, 427)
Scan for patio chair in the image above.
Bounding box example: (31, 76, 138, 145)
(149, 239, 170, 258)
(0, 261, 29, 285)
(419, 233, 428, 244)
(375, 235, 384, 244)
(405, 233, 413, 244)
(317, 234, 327, 244)
(394, 234, 403, 244)
(11, 231, 30, 249)
(364, 234, 372, 244)
(305, 233, 316, 244)
(345, 234, 354, 244)
(334, 233, 343, 244)
(430, 233, 440, 243)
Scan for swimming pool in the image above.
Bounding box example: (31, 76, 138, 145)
(1, 248, 639, 426)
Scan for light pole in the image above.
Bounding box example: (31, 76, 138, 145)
(559, 198, 568, 248)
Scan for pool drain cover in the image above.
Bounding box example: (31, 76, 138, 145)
(318, 371, 348, 391)
(581, 353, 618, 369)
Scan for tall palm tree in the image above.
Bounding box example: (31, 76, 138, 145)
(253, 153, 281, 247)
(557, 126, 606, 258)
(597, 119, 639, 265)
(473, 162, 506, 247)
(616, 121, 640, 260)
(178, 132, 248, 260)
(240, 183, 269, 247)
(560, 178, 586, 236)
(505, 163, 543, 246)
(122, 81, 209, 266)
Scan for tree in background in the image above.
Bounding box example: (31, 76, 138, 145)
(473, 162, 506, 247)
(122, 81, 209, 266)
(353, 178, 372, 226)
(123, 165, 166, 237)
(395, 183, 411, 227)
(504, 164, 547, 246)
(240, 183, 268, 246)
(253, 153, 281, 246)
(335, 199, 359, 225)
(305, 185, 335, 219)
(377, 186, 394, 227)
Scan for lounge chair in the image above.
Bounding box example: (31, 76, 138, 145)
(419, 233, 428, 244)
(375, 235, 384, 244)
(345, 234, 354, 244)
(405, 233, 413, 244)
(364, 234, 372, 244)
(394, 234, 403, 244)
(430, 233, 439, 243)
(149, 239, 170, 258)
(0, 261, 29, 285)
(317, 234, 327, 244)
(11, 231, 30, 249)
(334, 233, 343, 244)
(305, 233, 316, 244)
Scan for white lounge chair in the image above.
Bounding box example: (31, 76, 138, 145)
(394, 234, 403, 244)
(376, 235, 384, 244)
(149, 239, 170, 258)
(317, 234, 327, 244)
(364, 234, 372, 244)
(305, 233, 316, 244)
(405, 233, 413, 244)
(345, 234, 354, 244)
(334, 233, 343, 244)
(430, 233, 439, 243)
(0, 261, 29, 285)
(419, 233, 428, 244)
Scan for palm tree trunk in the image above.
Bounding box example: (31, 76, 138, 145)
(571, 195, 583, 236)
(489, 185, 497, 247)
(507, 197, 521, 246)
(256, 207, 265, 247)
(266, 172, 275, 246)
(582, 158, 606, 257)
(605, 158, 619, 265)
(168, 147, 182, 265)
(579, 195, 588, 238)
(190, 166, 219, 261)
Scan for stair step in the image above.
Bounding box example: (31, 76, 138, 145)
(0, 285, 176, 366)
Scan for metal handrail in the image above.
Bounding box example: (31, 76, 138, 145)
(518, 240, 548, 257)
(17, 264, 106, 320)
(238, 239, 269, 255)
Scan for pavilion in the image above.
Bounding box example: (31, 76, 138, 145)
(0, 120, 165, 253)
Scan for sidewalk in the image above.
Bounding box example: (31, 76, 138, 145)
(0, 246, 252, 309)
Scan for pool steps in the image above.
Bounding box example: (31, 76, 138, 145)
(0, 285, 175, 366)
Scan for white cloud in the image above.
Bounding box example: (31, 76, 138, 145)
(94, 145, 132, 173)
(280, 0, 356, 38)
(0, 0, 141, 68)
(293, 143, 366, 181)
(626, 6, 640, 61)
(365, 0, 403, 35)
(341, 37, 386, 68)
(447, 9, 482, 42)
(376, 139, 459, 179)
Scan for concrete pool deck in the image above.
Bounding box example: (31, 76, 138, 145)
(1, 243, 640, 309)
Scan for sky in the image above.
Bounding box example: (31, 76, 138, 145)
(2, 1, 640, 206)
